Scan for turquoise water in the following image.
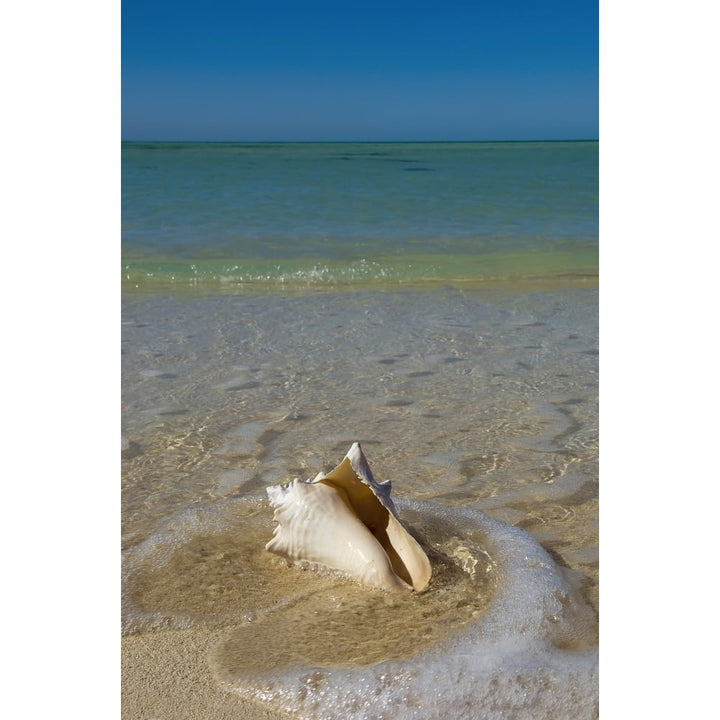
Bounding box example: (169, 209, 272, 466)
(122, 141, 597, 290)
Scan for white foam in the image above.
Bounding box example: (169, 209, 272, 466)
(122, 496, 597, 718)
(222, 501, 598, 720)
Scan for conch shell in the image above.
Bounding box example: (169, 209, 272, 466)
(266, 443, 431, 592)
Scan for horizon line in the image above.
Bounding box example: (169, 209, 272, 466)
(121, 137, 599, 144)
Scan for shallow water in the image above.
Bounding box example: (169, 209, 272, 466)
(121, 285, 598, 719)
(122, 135, 598, 719)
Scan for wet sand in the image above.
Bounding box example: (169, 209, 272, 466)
(122, 628, 289, 720)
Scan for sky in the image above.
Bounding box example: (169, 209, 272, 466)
(122, 0, 598, 141)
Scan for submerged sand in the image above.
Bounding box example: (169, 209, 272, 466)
(121, 287, 598, 719)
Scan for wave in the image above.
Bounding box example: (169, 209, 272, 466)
(121, 250, 598, 294)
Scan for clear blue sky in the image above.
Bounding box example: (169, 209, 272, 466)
(122, 0, 598, 141)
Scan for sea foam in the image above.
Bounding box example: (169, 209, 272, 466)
(122, 490, 597, 719)
(210, 500, 598, 720)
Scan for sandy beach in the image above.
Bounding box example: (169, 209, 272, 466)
(122, 628, 289, 720)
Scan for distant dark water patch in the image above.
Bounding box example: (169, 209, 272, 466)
(122, 441, 143, 460)
(227, 381, 261, 391)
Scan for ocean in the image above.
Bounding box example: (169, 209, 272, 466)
(122, 141, 597, 291)
(121, 141, 598, 719)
